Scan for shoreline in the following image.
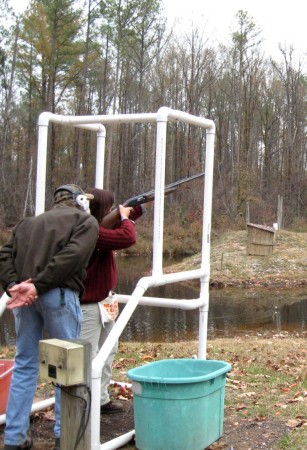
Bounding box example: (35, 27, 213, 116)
(162, 229, 307, 290)
(209, 279, 307, 289)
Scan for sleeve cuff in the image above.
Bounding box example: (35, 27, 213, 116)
(121, 217, 135, 224)
(5, 281, 17, 297)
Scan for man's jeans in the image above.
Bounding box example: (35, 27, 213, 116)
(4, 288, 82, 446)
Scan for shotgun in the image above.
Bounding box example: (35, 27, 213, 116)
(101, 172, 205, 229)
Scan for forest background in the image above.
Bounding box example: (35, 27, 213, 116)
(0, 0, 306, 239)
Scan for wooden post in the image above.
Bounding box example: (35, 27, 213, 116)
(277, 195, 283, 230)
(61, 340, 92, 450)
(246, 201, 250, 224)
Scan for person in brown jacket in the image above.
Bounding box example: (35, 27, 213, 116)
(0, 184, 98, 450)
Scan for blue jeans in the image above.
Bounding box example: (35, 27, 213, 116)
(4, 288, 82, 446)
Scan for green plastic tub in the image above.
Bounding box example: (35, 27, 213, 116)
(128, 359, 231, 450)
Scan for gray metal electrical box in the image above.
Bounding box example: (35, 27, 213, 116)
(39, 338, 84, 386)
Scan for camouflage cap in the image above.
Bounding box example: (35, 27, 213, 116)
(54, 184, 94, 204)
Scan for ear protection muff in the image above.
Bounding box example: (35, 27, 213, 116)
(54, 185, 90, 212)
(76, 194, 90, 212)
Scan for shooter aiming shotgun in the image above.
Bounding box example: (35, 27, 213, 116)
(0, 173, 205, 316)
(101, 172, 205, 229)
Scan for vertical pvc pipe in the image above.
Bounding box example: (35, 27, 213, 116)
(198, 283, 209, 360)
(201, 127, 215, 271)
(0, 293, 9, 317)
(198, 126, 215, 359)
(35, 114, 50, 215)
(95, 125, 106, 188)
(152, 107, 169, 277)
(90, 375, 102, 450)
(90, 280, 150, 449)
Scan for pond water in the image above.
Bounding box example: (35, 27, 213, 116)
(116, 256, 307, 341)
(1, 256, 306, 345)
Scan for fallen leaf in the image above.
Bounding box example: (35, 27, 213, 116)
(286, 419, 303, 428)
(236, 404, 247, 411)
(288, 396, 304, 403)
(117, 395, 129, 401)
(207, 441, 227, 449)
(142, 355, 154, 361)
(239, 391, 257, 398)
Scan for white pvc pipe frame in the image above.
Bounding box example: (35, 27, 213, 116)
(0, 107, 215, 449)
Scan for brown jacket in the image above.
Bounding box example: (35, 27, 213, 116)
(0, 207, 98, 297)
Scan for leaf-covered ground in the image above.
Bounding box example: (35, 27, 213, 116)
(1, 335, 306, 449)
(1, 230, 306, 448)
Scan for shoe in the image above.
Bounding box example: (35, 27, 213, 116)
(100, 400, 123, 414)
(4, 438, 33, 450)
(53, 437, 60, 450)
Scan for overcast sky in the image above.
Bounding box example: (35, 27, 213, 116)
(11, 0, 306, 60)
(164, 0, 306, 60)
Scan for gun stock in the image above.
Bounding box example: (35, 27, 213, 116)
(100, 208, 121, 229)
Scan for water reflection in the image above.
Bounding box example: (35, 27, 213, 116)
(1, 256, 306, 345)
(119, 287, 307, 342)
(116, 256, 307, 341)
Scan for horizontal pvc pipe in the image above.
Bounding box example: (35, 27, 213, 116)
(38, 109, 215, 131)
(92, 270, 203, 379)
(117, 294, 203, 310)
(156, 106, 215, 131)
(167, 109, 215, 130)
(38, 112, 101, 131)
(100, 430, 135, 450)
(0, 397, 55, 426)
(71, 124, 103, 131)
(38, 112, 157, 127)
(110, 379, 132, 389)
(150, 268, 205, 285)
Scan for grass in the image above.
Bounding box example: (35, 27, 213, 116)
(278, 432, 305, 450)
(1, 336, 306, 449)
(1, 222, 306, 448)
(111, 336, 306, 449)
(160, 229, 307, 288)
